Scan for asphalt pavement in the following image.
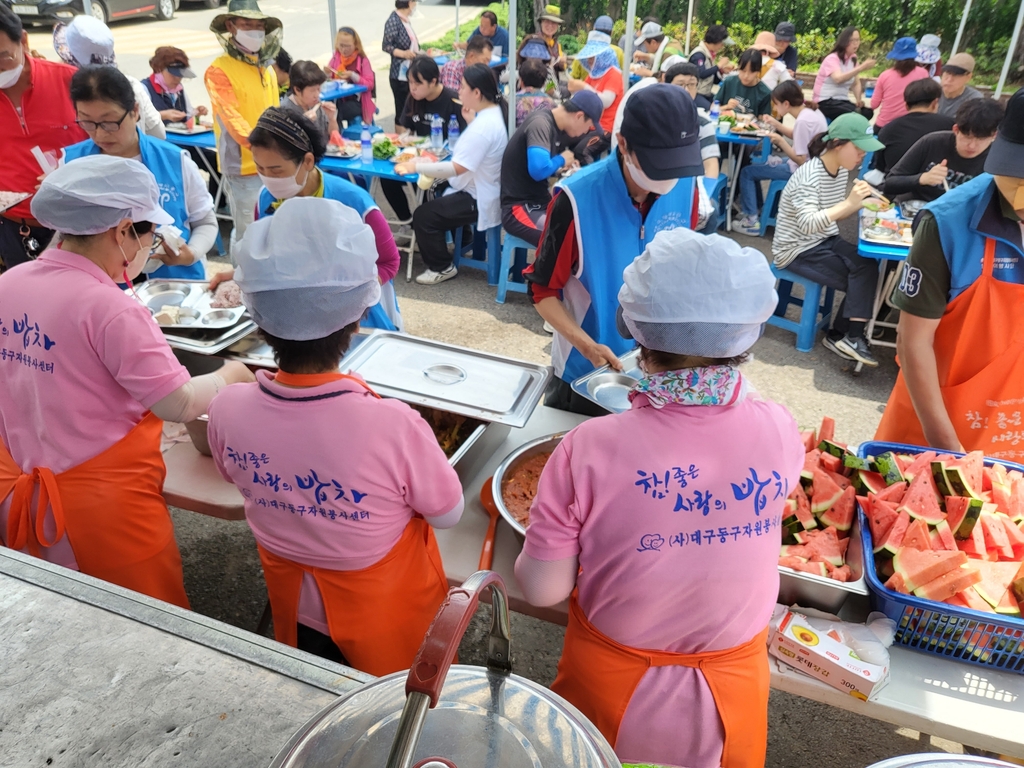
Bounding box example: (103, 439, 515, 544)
(26, 2, 970, 763)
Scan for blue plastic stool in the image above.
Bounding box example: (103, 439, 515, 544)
(859, 151, 874, 180)
(341, 119, 383, 141)
(497, 232, 535, 304)
(452, 225, 501, 285)
(758, 179, 789, 236)
(767, 264, 836, 353)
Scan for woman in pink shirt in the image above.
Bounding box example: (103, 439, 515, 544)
(325, 26, 376, 126)
(813, 26, 877, 122)
(207, 196, 462, 675)
(871, 38, 927, 130)
(516, 227, 804, 768)
(0, 156, 254, 607)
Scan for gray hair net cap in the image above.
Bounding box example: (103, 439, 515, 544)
(617, 227, 778, 358)
(32, 155, 174, 235)
(234, 197, 381, 341)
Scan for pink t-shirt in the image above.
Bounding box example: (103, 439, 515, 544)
(871, 66, 928, 128)
(814, 52, 856, 102)
(207, 371, 463, 630)
(524, 390, 803, 768)
(0, 248, 190, 567)
(789, 107, 829, 173)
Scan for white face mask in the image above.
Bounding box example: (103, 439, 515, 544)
(259, 167, 308, 201)
(625, 155, 679, 195)
(119, 232, 150, 283)
(234, 30, 266, 54)
(0, 55, 24, 90)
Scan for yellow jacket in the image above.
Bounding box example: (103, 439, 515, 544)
(205, 54, 278, 176)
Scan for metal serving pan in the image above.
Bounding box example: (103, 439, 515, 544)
(778, 516, 870, 613)
(491, 432, 566, 539)
(570, 349, 641, 414)
(129, 279, 247, 330)
(160, 319, 257, 355)
(220, 331, 374, 369)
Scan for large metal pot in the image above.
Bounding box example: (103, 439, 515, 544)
(490, 433, 566, 538)
(269, 571, 620, 768)
(864, 757, 1021, 768)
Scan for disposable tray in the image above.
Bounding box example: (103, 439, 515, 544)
(857, 440, 1024, 674)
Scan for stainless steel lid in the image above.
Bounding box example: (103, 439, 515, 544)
(269, 573, 620, 768)
(865, 757, 1020, 768)
(340, 333, 551, 428)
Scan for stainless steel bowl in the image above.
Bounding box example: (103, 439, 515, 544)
(491, 433, 565, 538)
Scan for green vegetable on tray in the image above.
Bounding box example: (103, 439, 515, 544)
(372, 138, 398, 161)
(717, 115, 737, 127)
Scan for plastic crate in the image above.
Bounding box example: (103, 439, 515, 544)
(857, 441, 1024, 674)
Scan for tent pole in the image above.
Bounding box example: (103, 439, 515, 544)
(623, 0, 637, 93)
(455, 0, 461, 46)
(507, 0, 517, 136)
(951, 0, 973, 56)
(684, 0, 695, 56)
(327, 0, 337, 51)
(995, 0, 1024, 98)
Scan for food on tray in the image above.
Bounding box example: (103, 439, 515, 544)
(393, 150, 417, 164)
(717, 114, 737, 127)
(730, 123, 762, 133)
(0, 190, 31, 214)
(153, 305, 182, 325)
(501, 452, 553, 528)
(372, 137, 398, 161)
(210, 280, 243, 309)
(864, 225, 896, 240)
(412, 405, 478, 458)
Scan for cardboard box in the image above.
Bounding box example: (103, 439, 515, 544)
(769, 609, 890, 700)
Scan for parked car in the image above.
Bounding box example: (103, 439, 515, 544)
(180, 0, 221, 7)
(7, 0, 177, 25)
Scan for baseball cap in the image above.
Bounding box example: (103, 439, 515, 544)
(566, 90, 604, 126)
(887, 37, 919, 61)
(616, 228, 778, 358)
(167, 64, 197, 78)
(774, 22, 796, 43)
(825, 113, 885, 152)
(984, 87, 1024, 178)
(32, 155, 173, 235)
(594, 15, 614, 34)
(234, 198, 381, 340)
(619, 83, 703, 180)
(635, 21, 663, 47)
(944, 52, 976, 75)
(659, 54, 686, 73)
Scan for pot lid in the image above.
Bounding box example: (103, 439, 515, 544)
(865, 757, 1021, 768)
(340, 332, 551, 428)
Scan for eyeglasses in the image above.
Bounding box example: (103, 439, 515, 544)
(76, 110, 132, 133)
(147, 231, 165, 256)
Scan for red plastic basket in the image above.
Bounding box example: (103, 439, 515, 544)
(857, 441, 1024, 674)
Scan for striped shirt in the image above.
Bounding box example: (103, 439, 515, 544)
(771, 157, 849, 268)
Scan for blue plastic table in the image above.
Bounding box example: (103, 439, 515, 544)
(716, 126, 770, 230)
(857, 219, 911, 370)
(319, 82, 368, 102)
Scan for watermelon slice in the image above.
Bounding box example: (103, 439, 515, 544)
(820, 454, 843, 474)
(818, 439, 846, 459)
(791, 485, 817, 530)
(944, 464, 982, 500)
(960, 586, 998, 613)
(825, 469, 852, 490)
(959, 517, 989, 559)
(819, 416, 835, 443)
(893, 547, 968, 592)
(933, 519, 957, 551)
(831, 565, 852, 582)
(844, 454, 874, 472)
(801, 450, 821, 484)
(1010, 478, 1024, 523)
(991, 482, 1013, 517)
(789, 560, 829, 577)
(880, 509, 912, 555)
(801, 526, 844, 567)
(947, 592, 971, 608)
(883, 572, 909, 593)
(800, 429, 818, 453)
(898, 469, 945, 524)
(1000, 515, 1024, 558)
(914, 564, 983, 601)
(901, 518, 933, 551)
(945, 496, 983, 539)
(779, 555, 810, 569)
(874, 452, 906, 486)
(980, 511, 1015, 560)
(931, 461, 955, 498)
(811, 467, 844, 515)
(902, 451, 938, 481)
(820, 486, 855, 531)
(874, 480, 908, 505)
(856, 470, 887, 495)
(954, 451, 984, 493)
(973, 561, 1022, 607)
(780, 544, 810, 558)
(996, 590, 1020, 616)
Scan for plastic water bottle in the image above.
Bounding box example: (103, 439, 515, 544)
(447, 114, 460, 150)
(710, 100, 721, 123)
(360, 124, 373, 164)
(430, 114, 444, 149)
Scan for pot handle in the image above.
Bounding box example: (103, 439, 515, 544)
(406, 570, 512, 706)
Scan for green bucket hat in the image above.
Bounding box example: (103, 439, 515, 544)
(210, 0, 283, 37)
(537, 4, 563, 24)
(825, 113, 885, 152)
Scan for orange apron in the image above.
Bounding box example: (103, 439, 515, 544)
(876, 239, 1024, 457)
(552, 593, 770, 768)
(256, 517, 451, 677)
(0, 411, 190, 608)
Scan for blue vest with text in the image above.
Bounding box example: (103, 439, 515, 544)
(257, 171, 402, 332)
(928, 174, 1024, 302)
(65, 129, 204, 280)
(553, 150, 696, 382)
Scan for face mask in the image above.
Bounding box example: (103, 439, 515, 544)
(1013, 183, 1024, 211)
(259, 167, 308, 200)
(119, 232, 150, 287)
(0, 56, 24, 90)
(234, 30, 266, 54)
(625, 155, 678, 195)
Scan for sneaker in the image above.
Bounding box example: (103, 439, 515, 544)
(730, 214, 761, 236)
(415, 266, 458, 285)
(834, 334, 879, 367)
(542, 321, 554, 334)
(822, 334, 854, 360)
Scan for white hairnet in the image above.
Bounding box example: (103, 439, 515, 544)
(617, 228, 778, 357)
(234, 197, 381, 341)
(32, 155, 174, 235)
(56, 16, 116, 67)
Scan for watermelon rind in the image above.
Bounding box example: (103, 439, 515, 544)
(931, 461, 954, 499)
(875, 452, 906, 487)
(818, 439, 846, 459)
(913, 564, 982, 601)
(898, 470, 945, 525)
(856, 470, 887, 495)
(819, 487, 855, 531)
(893, 547, 968, 592)
(945, 466, 983, 500)
(843, 454, 873, 472)
(811, 468, 844, 515)
(882, 509, 912, 555)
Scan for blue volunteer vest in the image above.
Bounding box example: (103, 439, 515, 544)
(64, 129, 204, 280)
(927, 174, 1024, 302)
(256, 171, 402, 332)
(553, 149, 696, 382)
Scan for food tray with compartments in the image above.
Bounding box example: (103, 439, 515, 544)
(857, 440, 1024, 674)
(127, 279, 247, 330)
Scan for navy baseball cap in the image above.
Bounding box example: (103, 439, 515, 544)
(619, 84, 703, 180)
(594, 15, 613, 34)
(567, 90, 604, 126)
(984, 87, 1023, 178)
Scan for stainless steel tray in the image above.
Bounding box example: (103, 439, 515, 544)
(340, 332, 551, 428)
(220, 332, 373, 369)
(161, 319, 258, 355)
(129, 279, 246, 329)
(570, 349, 641, 413)
(778, 517, 869, 614)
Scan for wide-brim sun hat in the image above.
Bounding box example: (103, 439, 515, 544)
(616, 228, 778, 358)
(887, 37, 918, 61)
(983, 87, 1024, 178)
(537, 4, 563, 24)
(519, 39, 552, 61)
(916, 34, 941, 64)
(210, 0, 282, 36)
(576, 30, 612, 60)
(753, 31, 780, 58)
(233, 197, 381, 341)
